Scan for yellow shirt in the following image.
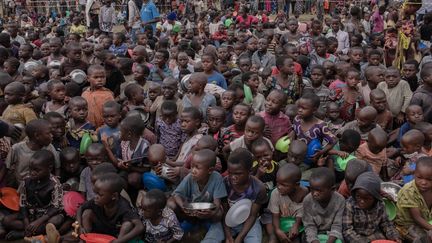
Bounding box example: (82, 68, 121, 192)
(2, 104, 37, 125)
(70, 24, 87, 37)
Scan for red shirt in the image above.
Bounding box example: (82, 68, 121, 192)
(258, 111, 292, 145)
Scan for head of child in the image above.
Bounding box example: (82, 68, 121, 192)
(180, 107, 201, 136)
(346, 68, 361, 89)
(140, 189, 167, 220)
(309, 167, 335, 205)
(49, 38, 62, 55)
(340, 129, 361, 154)
(366, 127, 387, 154)
(189, 72, 207, 94)
(350, 34, 363, 48)
(32, 64, 49, 80)
(357, 106, 378, 132)
(351, 172, 382, 210)
(207, 107, 226, 134)
(406, 105, 424, 126)
(66, 44, 82, 63)
(148, 144, 166, 167)
(161, 77, 177, 100)
(349, 47, 364, 65)
(227, 148, 253, 186)
(276, 163, 302, 197)
(191, 149, 216, 184)
(401, 129, 425, 156)
(113, 32, 126, 46)
(285, 140, 306, 165)
(19, 44, 33, 61)
(420, 67, 432, 88)
(402, 60, 419, 80)
(245, 115, 265, 147)
(29, 150, 55, 181)
(297, 93, 320, 120)
(102, 101, 121, 128)
(3, 57, 20, 76)
(47, 80, 66, 103)
(148, 83, 161, 102)
(276, 56, 295, 76)
(4, 81, 25, 105)
(414, 157, 432, 193)
(133, 64, 150, 84)
(238, 57, 252, 74)
(93, 173, 124, 207)
(265, 90, 287, 116)
(68, 96, 88, 123)
(176, 52, 189, 69)
(119, 115, 146, 143)
(284, 104, 297, 122)
(26, 119, 53, 147)
(242, 72, 259, 94)
(87, 65, 106, 90)
(325, 102, 340, 122)
(314, 37, 328, 57)
(344, 159, 369, 191)
(85, 143, 106, 170)
(384, 67, 401, 89)
(158, 100, 177, 125)
(201, 54, 217, 74)
(60, 146, 80, 175)
(154, 49, 169, 68)
(132, 45, 148, 64)
(124, 83, 144, 105)
(414, 122, 432, 149)
(369, 89, 387, 114)
(310, 65, 326, 88)
(232, 103, 251, 128)
(221, 90, 236, 111)
(364, 66, 384, 90)
(285, 44, 299, 61)
(194, 135, 218, 153)
(82, 41, 94, 56)
(44, 112, 66, 140)
(367, 50, 382, 66)
(251, 138, 273, 169)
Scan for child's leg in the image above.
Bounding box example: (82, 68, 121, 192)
(117, 221, 134, 239)
(241, 219, 263, 243)
(201, 222, 225, 243)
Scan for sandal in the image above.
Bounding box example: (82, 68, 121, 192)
(45, 223, 60, 243)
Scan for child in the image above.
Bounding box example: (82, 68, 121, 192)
(414, 122, 432, 156)
(155, 100, 183, 159)
(395, 105, 424, 148)
(79, 173, 144, 240)
(182, 72, 216, 119)
(109, 32, 127, 57)
(224, 148, 268, 242)
(82, 64, 115, 128)
(395, 157, 432, 242)
(171, 149, 227, 242)
(361, 66, 384, 105)
(81, 42, 95, 64)
(172, 51, 194, 80)
(3, 57, 22, 81)
(411, 68, 432, 124)
(202, 53, 227, 89)
(149, 49, 172, 83)
(123, 84, 146, 116)
(59, 44, 89, 77)
(222, 103, 251, 146)
(303, 167, 345, 243)
(44, 112, 68, 150)
(328, 129, 361, 181)
(325, 102, 345, 135)
(402, 59, 420, 92)
(43, 80, 67, 116)
(207, 107, 226, 149)
(66, 96, 95, 149)
(2, 81, 37, 125)
(331, 68, 365, 122)
(304, 65, 331, 111)
(370, 89, 393, 132)
(251, 138, 278, 193)
(139, 189, 183, 242)
(221, 90, 236, 127)
(98, 0, 116, 33)
(258, 90, 292, 145)
(98, 101, 121, 163)
(59, 147, 83, 191)
(269, 163, 309, 243)
(309, 37, 338, 66)
(337, 159, 370, 199)
(79, 143, 105, 200)
(294, 93, 336, 163)
(356, 127, 388, 177)
(6, 119, 60, 185)
(2, 150, 64, 240)
(338, 106, 379, 142)
(150, 77, 183, 119)
(342, 172, 401, 242)
(243, 72, 265, 113)
(377, 67, 413, 125)
(398, 129, 427, 184)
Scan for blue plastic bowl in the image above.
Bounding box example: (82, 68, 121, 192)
(142, 172, 167, 191)
(305, 139, 322, 165)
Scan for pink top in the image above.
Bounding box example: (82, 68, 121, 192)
(258, 111, 292, 145)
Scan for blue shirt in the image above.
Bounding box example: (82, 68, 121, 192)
(207, 71, 227, 89)
(109, 43, 128, 57)
(149, 65, 171, 83)
(140, 0, 160, 33)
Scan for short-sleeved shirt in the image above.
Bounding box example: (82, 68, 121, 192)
(224, 175, 268, 207)
(140, 0, 160, 33)
(173, 171, 227, 203)
(2, 104, 37, 125)
(78, 166, 94, 200)
(293, 115, 336, 146)
(155, 118, 184, 159)
(182, 93, 216, 119)
(80, 197, 140, 236)
(395, 181, 432, 228)
(258, 111, 293, 145)
(81, 88, 115, 128)
(207, 71, 227, 89)
(268, 188, 303, 218)
(140, 207, 184, 242)
(229, 135, 274, 152)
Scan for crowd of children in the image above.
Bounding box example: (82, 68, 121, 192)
(0, 0, 430, 242)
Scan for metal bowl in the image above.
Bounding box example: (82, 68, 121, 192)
(184, 202, 217, 211)
(24, 61, 39, 72)
(381, 182, 402, 202)
(70, 69, 87, 84)
(180, 74, 191, 93)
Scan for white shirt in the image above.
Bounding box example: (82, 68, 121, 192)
(326, 29, 350, 55)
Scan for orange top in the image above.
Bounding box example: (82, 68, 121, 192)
(81, 88, 114, 128)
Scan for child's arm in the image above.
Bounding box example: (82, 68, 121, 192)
(409, 208, 432, 231)
(234, 202, 261, 242)
(272, 213, 289, 242)
(342, 200, 368, 242)
(328, 198, 344, 243)
(222, 199, 235, 243)
(303, 198, 320, 243)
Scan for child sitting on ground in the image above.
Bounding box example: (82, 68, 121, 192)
(66, 97, 95, 149)
(398, 129, 427, 184)
(42, 80, 67, 116)
(303, 167, 345, 243)
(81, 64, 115, 128)
(370, 89, 393, 132)
(269, 163, 309, 243)
(394, 105, 424, 148)
(2, 81, 37, 125)
(97, 101, 121, 157)
(224, 148, 268, 242)
(342, 172, 401, 242)
(139, 189, 184, 242)
(78, 173, 144, 241)
(171, 149, 226, 242)
(79, 143, 105, 200)
(182, 72, 216, 120)
(3, 150, 64, 240)
(338, 159, 370, 198)
(395, 157, 432, 242)
(325, 102, 345, 135)
(59, 147, 83, 191)
(155, 101, 183, 160)
(356, 127, 388, 176)
(44, 112, 68, 150)
(338, 106, 379, 142)
(222, 103, 251, 146)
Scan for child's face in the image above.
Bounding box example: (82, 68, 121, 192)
(309, 179, 333, 204)
(67, 48, 82, 62)
(148, 86, 161, 101)
(246, 74, 260, 93)
(161, 83, 176, 99)
(70, 101, 88, 122)
(4, 86, 22, 104)
(258, 39, 268, 52)
(368, 54, 381, 66)
(227, 162, 250, 187)
(207, 109, 225, 133)
(132, 48, 146, 63)
(265, 92, 284, 115)
(50, 83, 66, 101)
(35, 124, 54, 147)
(406, 106, 424, 124)
(137, 35, 148, 46)
(354, 189, 376, 210)
(401, 139, 421, 155)
(346, 71, 360, 88)
(191, 156, 211, 183)
(286, 47, 299, 61)
(252, 144, 273, 167)
(133, 67, 147, 82)
(414, 165, 432, 192)
(286, 146, 306, 165)
(154, 52, 167, 67)
(29, 159, 50, 180)
(41, 44, 50, 57)
(297, 98, 316, 120)
(103, 107, 121, 128)
(368, 69, 385, 85)
(277, 176, 298, 196)
(180, 113, 199, 134)
(140, 197, 161, 219)
(161, 109, 177, 125)
(48, 117, 66, 139)
(3, 62, 15, 75)
(82, 42, 94, 54)
(385, 70, 400, 88)
(221, 92, 235, 110)
(218, 48, 229, 61)
(201, 56, 215, 72)
(50, 42, 62, 54)
(88, 70, 106, 89)
(402, 64, 417, 79)
(85, 151, 104, 170)
(244, 121, 262, 144)
(370, 95, 387, 113)
(280, 59, 295, 75)
(19, 46, 32, 59)
(232, 105, 249, 126)
(350, 50, 363, 64)
(93, 180, 115, 206)
(189, 77, 204, 93)
(177, 53, 189, 68)
(310, 68, 325, 87)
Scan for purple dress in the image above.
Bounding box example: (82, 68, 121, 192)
(292, 115, 336, 146)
